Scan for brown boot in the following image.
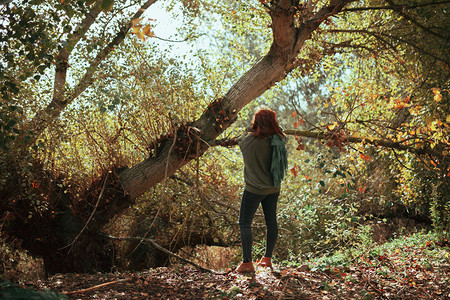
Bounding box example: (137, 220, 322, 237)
(235, 262, 255, 273)
(257, 257, 272, 268)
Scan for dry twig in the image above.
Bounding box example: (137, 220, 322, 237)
(62, 278, 132, 295)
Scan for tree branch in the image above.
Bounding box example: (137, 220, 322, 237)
(53, 1, 103, 103)
(324, 29, 449, 65)
(63, 278, 133, 295)
(26, 0, 158, 142)
(293, 0, 354, 55)
(25, 2, 105, 142)
(342, 1, 450, 12)
(384, 0, 445, 40)
(67, 0, 159, 103)
(103, 234, 229, 275)
(283, 129, 447, 159)
(215, 128, 447, 160)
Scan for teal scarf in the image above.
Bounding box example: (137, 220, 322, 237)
(270, 134, 288, 187)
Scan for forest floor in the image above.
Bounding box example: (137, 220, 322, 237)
(31, 261, 449, 300)
(28, 240, 450, 300)
(4, 234, 450, 299)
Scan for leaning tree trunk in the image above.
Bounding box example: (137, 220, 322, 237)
(119, 0, 350, 199)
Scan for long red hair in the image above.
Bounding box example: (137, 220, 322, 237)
(249, 108, 285, 138)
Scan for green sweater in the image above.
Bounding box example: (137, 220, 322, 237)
(239, 134, 281, 195)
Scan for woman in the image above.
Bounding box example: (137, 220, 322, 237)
(231, 108, 288, 273)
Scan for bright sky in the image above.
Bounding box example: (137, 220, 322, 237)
(145, 3, 178, 38)
(144, 2, 198, 58)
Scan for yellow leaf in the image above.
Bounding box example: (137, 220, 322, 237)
(328, 86, 333, 92)
(131, 18, 142, 27)
(434, 94, 442, 103)
(430, 121, 437, 132)
(142, 24, 154, 37)
(136, 31, 145, 41)
(431, 87, 442, 103)
(447, 115, 450, 123)
(132, 26, 141, 34)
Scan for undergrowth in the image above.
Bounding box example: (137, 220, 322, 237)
(302, 230, 450, 275)
(0, 235, 44, 283)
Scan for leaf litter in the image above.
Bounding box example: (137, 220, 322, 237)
(30, 251, 449, 300)
(19, 236, 450, 299)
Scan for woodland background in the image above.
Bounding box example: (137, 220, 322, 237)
(0, 0, 449, 298)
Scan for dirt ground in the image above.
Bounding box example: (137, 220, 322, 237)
(25, 262, 449, 300)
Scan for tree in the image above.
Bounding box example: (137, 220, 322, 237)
(1, 0, 448, 273)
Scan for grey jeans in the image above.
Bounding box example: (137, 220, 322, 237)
(238, 190, 279, 263)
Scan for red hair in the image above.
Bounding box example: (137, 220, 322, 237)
(249, 108, 285, 138)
